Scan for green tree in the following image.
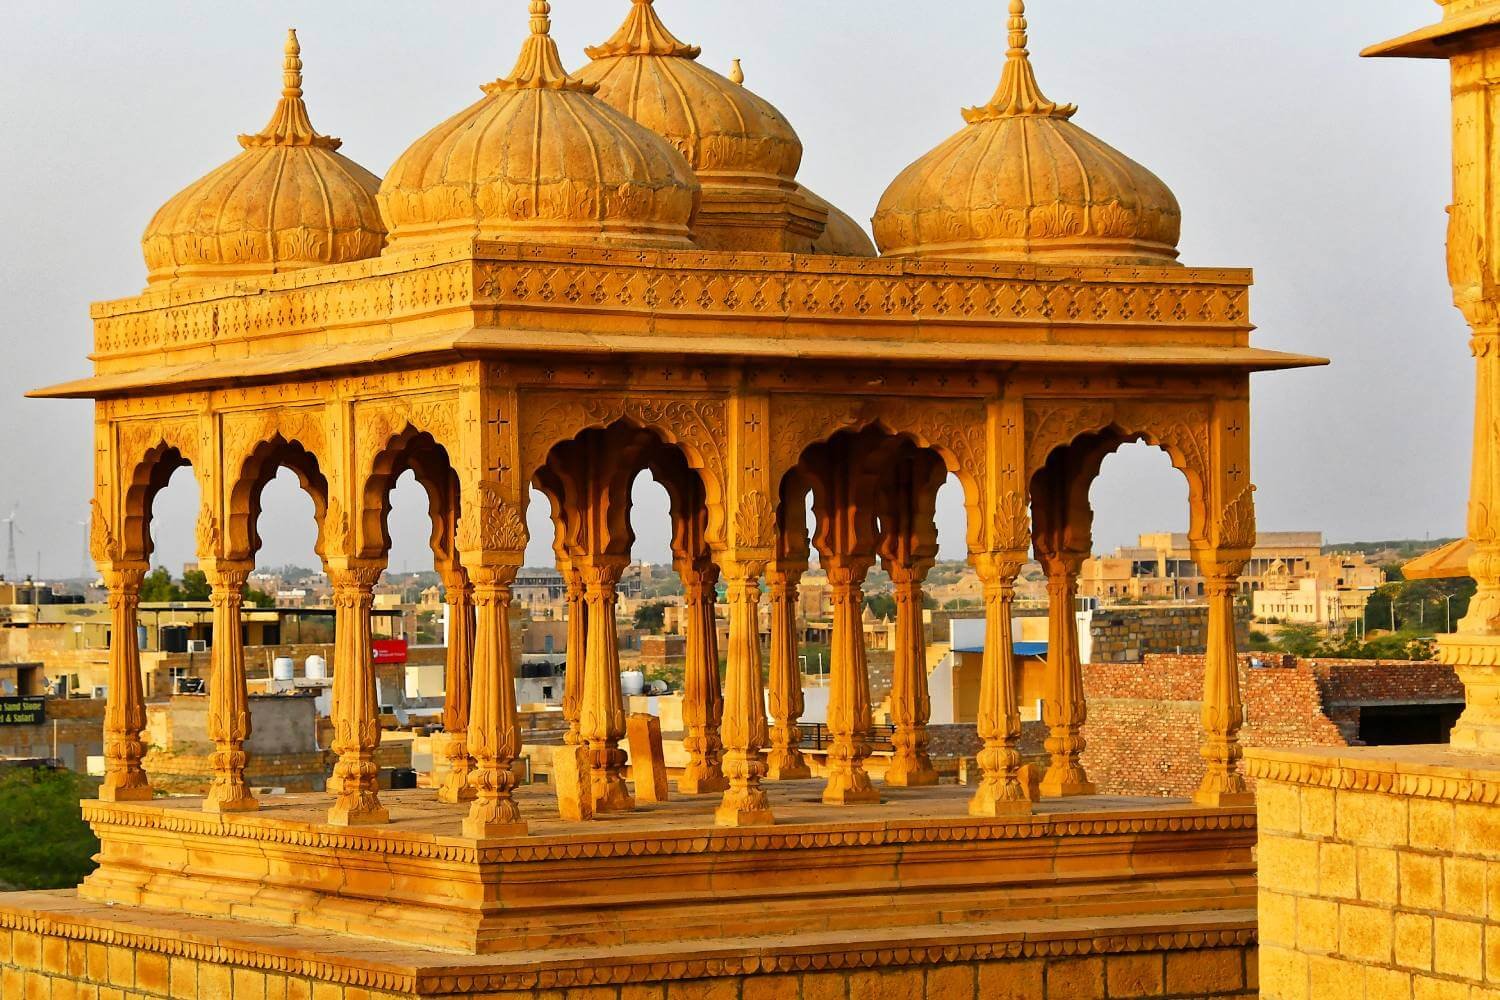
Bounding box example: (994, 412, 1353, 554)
(1272, 623, 1323, 657)
(864, 592, 896, 619)
(0, 768, 100, 889)
(138, 566, 179, 603)
(633, 601, 668, 632)
(179, 568, 211, 602)
(243, 585, 276, 609)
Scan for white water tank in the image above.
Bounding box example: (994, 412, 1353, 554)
(305, 654, 329, 680)
(272, 657, 295, 682)
(620, 670, 645, 697)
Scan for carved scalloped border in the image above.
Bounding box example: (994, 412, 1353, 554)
(0, 902, 1256, 995)
(82, 801, 1253, 866)
(1244, 752, 1500, 805)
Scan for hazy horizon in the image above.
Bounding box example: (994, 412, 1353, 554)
(0, 1, 1467, 578)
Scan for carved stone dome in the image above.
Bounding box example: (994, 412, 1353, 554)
(141, 31, 386, 287)
(873, 2, 1181, 266)
(378, 2, 699, 251)
(577, 0, 802, 186)
(801, 187, 877, 258)
(578, 1, 827, 253)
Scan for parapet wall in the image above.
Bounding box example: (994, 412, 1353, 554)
(1247, 745, 1500, 1000)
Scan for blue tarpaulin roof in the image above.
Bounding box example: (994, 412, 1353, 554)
(953, 639, 1048, 657)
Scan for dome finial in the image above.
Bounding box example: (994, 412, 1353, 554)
(240, 28, 340, 150)
(963, 0, 1077, 123)
(488, 0, 598, 93)
(585, 0, 701, 60)
(729, 58, 745, 85)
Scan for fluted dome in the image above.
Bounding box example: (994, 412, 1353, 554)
(873, 2, 1181, 266)
(801, 187, 877, 258)
(142, 31, 385, 287)
(578, 1, 802, 186)
(379, 2, 699, 251)
(578, 1, 825, 253)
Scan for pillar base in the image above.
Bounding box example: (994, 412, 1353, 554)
(764, 756, 813, 781)
(1441, 639, 1500, 750)
(822, 776, 881, 806)
(714, 805, 776, 827)
(436, 775, 477, 804)
(884, 763, 940, 788)
(1193, 789, 1255, 808)
(968, 789, 1034, 819)
(326, 803, 389, 827)
(98, 783, 153, 804)
(1038, 774, 1096, 798)
(463, 818, 528, 839)
(593, 776, 636, 814)
(202, 792, 259, 814)
(677, 766, 729, 795)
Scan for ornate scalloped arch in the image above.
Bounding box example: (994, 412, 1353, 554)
(116, 417, 202, 564)
(353, 397, 463, 562)
(769, 395, 989, 553)
(520, 391, 728, 545)
(1024, 398, 1213, 542)
(221, 408, 333, 563)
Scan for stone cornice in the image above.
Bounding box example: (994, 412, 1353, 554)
(1244, 745, 1500, 804)
(60, 242, 1307, 395)
(80, 799, 1255, 865)
(0, 892, 1255, 995)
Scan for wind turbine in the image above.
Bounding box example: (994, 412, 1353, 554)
(2, 506, 19, 581)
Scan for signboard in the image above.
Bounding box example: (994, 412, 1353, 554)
(372, 638, 408, 665)
(0, 696, 44, 725)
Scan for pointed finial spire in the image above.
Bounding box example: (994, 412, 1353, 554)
(585, 0, 701, 60)
(487, 0, 598, 93)
(240, 28, 341, 149)
(729, 58, 745, 85)
(963, 0, 1077, 123)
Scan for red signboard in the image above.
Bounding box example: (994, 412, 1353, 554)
(372, 638, 408, 664)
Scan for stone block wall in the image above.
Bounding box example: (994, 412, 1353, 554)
(1247, 745, 1500, 1000)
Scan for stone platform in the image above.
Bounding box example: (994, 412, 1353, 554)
(1, 782, 1261, 998)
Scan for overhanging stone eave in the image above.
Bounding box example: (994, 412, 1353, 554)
(1363, 7, 1500, 58)
(30, 328, 1327, 400)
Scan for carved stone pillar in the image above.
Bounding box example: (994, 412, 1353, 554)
(327, 564, 387, 826)
(715, 567, 773, 826)
(204, 563, 257, 813)
(100, 565, 151, 803)
(580, 559, 634, 812)
(1196, 562, 1253, 806)
(884, 562, 937, 787)
(678, 560, 727, 794)
(1036, 549, 1095, 797)
(561, 562, 587, 747)
(437, 567, 476, 803)
(463, 566, 527, 837)
(823, 562, 880, 804)
(764, 562, 811, 780)
(970, 556, 1031, 816)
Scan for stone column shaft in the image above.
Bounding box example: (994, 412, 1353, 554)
(679, 562, 727, 794)
(100, 566, 151, 803)
(884, 565, 937, 787)
(1038, 555, 1094, 797)
(823, 565, 879, 805)
(715, 569, 773, 826)
(580, 563, 633, 812)
(205, 565, 257, 813)
(463, 567, 526, 837)
(970, 562, 1031, 816)
(327, 565, 387, 826)
(765, 566, 811, 780)
(562, 565, 587, 747)
(1196, 568, 1252, 806)
(437, 569, 476, 803)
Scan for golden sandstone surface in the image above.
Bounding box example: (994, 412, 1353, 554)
(0, 0, 1346, 996)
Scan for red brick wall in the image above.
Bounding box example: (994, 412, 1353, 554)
(1076, 654, 1458, 798)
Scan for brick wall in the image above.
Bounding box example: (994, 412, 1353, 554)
(1077, 655, 1456, 799)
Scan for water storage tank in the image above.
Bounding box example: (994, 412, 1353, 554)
(305, 654, 329, 680)
(620, 670, 645, 697)
(272, 657, 295, 682)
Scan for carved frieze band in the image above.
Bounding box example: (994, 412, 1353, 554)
(93, 245, 1251, 363)
(0, 902, 1255, 995)
(1245, 751, 1500, 805)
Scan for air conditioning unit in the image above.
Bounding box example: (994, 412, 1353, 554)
(187, 639, 208, 653)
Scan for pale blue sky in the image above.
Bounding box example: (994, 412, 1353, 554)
(0, 1, 1464, 576)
